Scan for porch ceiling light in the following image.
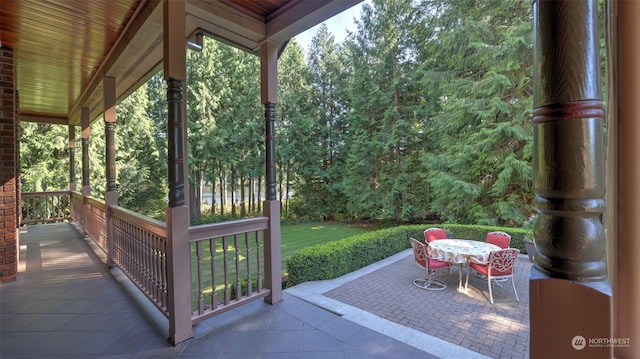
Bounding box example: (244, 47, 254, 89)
(187, 31, 204, 52)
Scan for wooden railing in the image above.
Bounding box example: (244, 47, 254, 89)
(70, 191, 84, 226)
(188, 217, 270, 324)
(21, 190, 278, 344)
(84, 196, 107, 252)
(110, 205, 169, 316)
(21, 191, 70, 225)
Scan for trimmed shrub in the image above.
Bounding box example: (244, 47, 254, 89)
(231, 277, 263, 299)
(286, 226, 423, 286)
(285, 224, 530, 287)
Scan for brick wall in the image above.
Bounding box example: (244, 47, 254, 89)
(0, 47, 17, 282)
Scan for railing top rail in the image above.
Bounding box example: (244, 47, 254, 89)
(22, 191, 70, 197)
(189, 217, 269, 243)
(85, 196, 107, 210)
(110, 205, 167, 238)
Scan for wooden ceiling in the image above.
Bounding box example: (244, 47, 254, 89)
(0, 0, 361, 126)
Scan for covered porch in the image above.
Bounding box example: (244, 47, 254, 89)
(1, 0, 365, 346)
(2, 221, 533, 358)
(0, 222, 438, 358)
(3, 0, 640, 357)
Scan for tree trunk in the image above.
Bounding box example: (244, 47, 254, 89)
(190, 169, 202, 221)
(231, 167, 236, 216)
(249, 177, 254, 213)
(219, 166, 225, 215)
(209, 178, 216, 214)
(278, 164, 283, 204)
(240, 175, 246, 217)
(257, 175, 262, 212)
(284, 161, 291, 215)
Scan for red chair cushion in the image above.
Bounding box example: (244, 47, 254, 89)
(486, 233, 510, 248)
(425, 228, 447, 243)
(469, 258, 513, 276)
(427, 257, 450, 269)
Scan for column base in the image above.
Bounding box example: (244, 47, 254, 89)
(530, 267, 613, 358)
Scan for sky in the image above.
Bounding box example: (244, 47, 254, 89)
(293, 1, 369, 53)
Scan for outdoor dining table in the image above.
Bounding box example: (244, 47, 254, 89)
(427, 239, 500, 290)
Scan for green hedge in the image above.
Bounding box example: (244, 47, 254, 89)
(285, 224, 531, 287)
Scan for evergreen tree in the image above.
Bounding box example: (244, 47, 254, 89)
(19, 122, 69, 192)
(276, 39, 315, 216)
(295, 24, 351, 220)
(344, 0, 425, 222)
(416, 0, 534, 225)
(115, 83, 167, 218)
(187, 38, 222, 220)
(18, 0, 541, 227)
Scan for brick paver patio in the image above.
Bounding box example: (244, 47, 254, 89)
(323, 252, 531, 358)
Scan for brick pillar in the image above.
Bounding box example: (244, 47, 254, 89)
(0, 47, 18, 282)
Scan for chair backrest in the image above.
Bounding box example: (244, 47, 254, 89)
(485, 231, 511, 249)
(488, 248, 520, 276)
(424, 228, 447, 243)
(410, 237, 427, 269)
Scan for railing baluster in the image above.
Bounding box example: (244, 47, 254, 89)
(210, 239, 217, 310)
(47, 195, 51, 221)
(245, 232, 252, 297)
(48, 194, 53, 221)
(151, 233, 159, 301)
(142, 227, 150, 291)
(113, 217, 119, 263)
(160, 235, 168, 311)
(196, 241, 204, 315)
(136, 224, 142, 285)
(55, 194, 60, 221)
(34, 196, 40, 222)
(223, 236, 230, 305)
(256, 230, 262, 292)
(234, 234, 241, 300)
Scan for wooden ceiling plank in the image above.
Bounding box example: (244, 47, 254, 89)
(5, 0, 359, 125)
(68, 0, 160, 124)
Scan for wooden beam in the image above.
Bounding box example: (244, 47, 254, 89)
(19, 113, 69, 125)
(265, 0, 362, 47)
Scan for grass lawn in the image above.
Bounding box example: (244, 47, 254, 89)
(191, 221, 374, 309)
(280, 222, 373, 266)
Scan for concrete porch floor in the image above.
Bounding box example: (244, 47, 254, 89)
(1, 223, 529, 358)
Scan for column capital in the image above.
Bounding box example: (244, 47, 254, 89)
(163, 0, 186, 81)
(260, 41, 278, 104)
